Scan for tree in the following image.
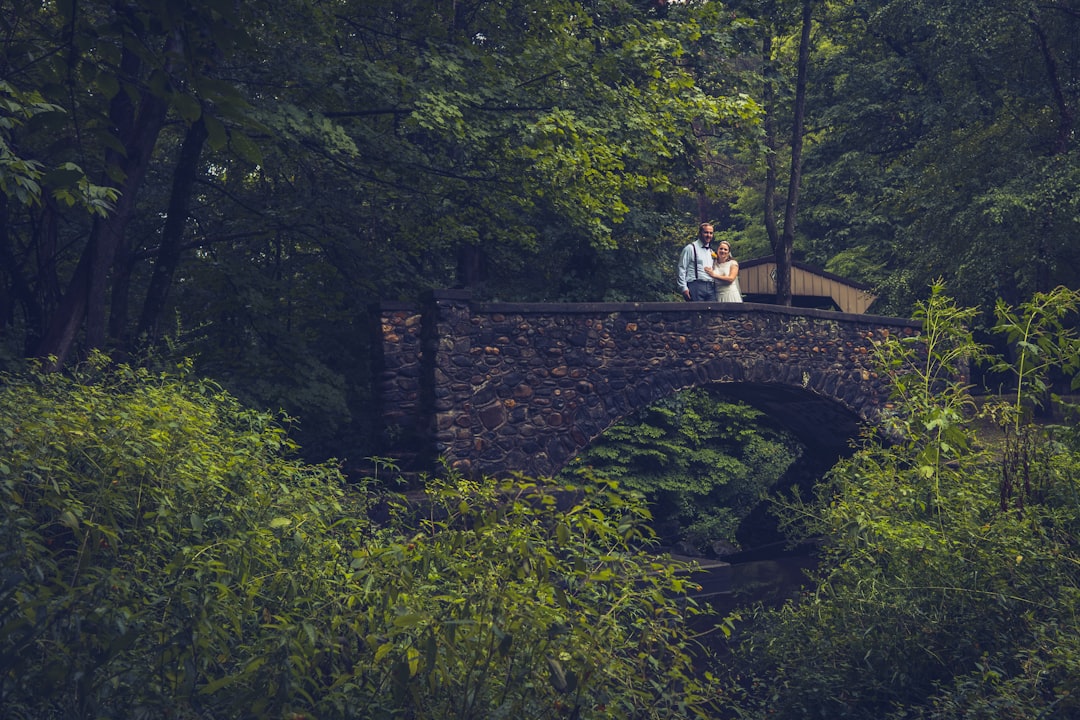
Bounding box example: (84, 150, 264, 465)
(0, 1, 259, 368)
(761, 0, 813, 306)
(2, 0, 761, 462)
(796, 0, 1080, 315)
(0, 79, 119, 360)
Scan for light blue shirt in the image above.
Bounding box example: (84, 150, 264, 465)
(677, 240, 714, 293)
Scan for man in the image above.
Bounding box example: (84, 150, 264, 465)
(677, 223, 717, 301)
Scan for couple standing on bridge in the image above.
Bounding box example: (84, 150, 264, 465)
(677, 223, 743, 303)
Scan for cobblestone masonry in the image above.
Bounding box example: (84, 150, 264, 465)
(375, 290, 922, 478)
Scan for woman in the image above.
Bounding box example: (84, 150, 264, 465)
(706, 241, 742, 302)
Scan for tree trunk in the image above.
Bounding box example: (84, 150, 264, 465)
(107, 233, 134, 350)
(1028, 10, 1073, 155)
(762, 32, 780, 263)
(34, 37, 175, 369)
(456, 243, 486, 293)
(1, 198, 62, 352)
(136, 115, 209, 341)
(776, 0, 813, 308)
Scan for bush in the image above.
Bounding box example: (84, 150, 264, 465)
(1, 354, 362, 718)
(1, 353, 727, 719)
(726, 285, 1080, 719)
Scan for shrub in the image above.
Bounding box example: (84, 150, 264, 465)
(1, 354, 362, 718)
(727, 285, 1080, 719)
(1, 353, 727, 719)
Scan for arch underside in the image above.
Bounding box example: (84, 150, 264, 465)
(706, 382, 863, 467)
(564, 375, 866, 477)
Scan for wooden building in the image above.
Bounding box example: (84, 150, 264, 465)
(738, 255, 878, 314)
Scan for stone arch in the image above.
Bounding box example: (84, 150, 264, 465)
(374, 290, 919, 479)
(528, 357, 868, 478)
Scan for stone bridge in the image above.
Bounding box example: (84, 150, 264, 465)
(373, 290, 922, 478)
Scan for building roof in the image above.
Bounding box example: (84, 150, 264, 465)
(738, 255, 878, 314)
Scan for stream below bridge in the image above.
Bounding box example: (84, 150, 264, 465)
(673, 542, 820, 617)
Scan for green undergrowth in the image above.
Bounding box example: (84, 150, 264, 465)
(1, 353, 729, 719)
(726, 284, 1080, 720)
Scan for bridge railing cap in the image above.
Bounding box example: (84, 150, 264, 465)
(431, 289, 474, 301)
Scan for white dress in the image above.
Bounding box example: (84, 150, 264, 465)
(713, 260, 742, 302)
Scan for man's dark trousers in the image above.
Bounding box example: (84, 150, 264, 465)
(687, 280, 716, 301)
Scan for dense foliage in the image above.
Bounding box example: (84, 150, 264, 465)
(0, 0, 763, 460)
(3, 0, 1077, 463)
(725, 285, 1080, 719)
(0, 353, 729, 719)
(558, 389, 803, 553)
(796, 0, 1080, 314)
(3, 1, 1079, 716)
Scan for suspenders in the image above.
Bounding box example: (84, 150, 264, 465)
(692, 242, 708, 280)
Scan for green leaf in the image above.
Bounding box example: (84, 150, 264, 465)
(172, 94, 202, 124)
(59, 510, 79, 529)
(204, 114, 228, 151)
(555, 522, 570, 544)
(229, 131, 262, 164)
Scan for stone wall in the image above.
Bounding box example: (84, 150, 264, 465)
(375, 290, 922, 478)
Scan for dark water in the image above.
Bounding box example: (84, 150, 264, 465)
(672, 544, 819, 621)
(675, 547, 819, 665)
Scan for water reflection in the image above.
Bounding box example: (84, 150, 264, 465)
(681, 544, 819, 616)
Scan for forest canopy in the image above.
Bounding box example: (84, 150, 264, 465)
(1, 0, 1078, 462)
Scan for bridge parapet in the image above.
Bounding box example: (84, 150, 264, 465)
(375, 290, 921, 478)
